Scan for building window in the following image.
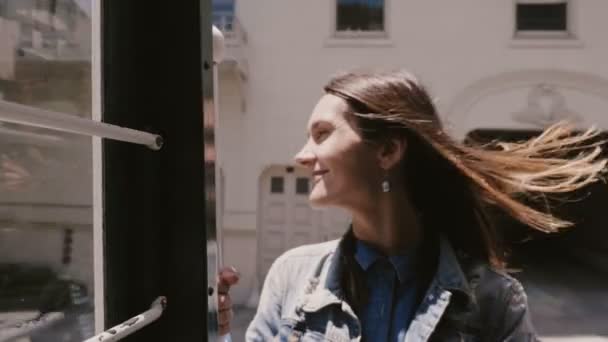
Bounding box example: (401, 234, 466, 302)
(336, 0, 385, 33)
(296, 177, 309, 195)
(212, 0, 235, 32)
(516, 1, 568, 35)
(270, 176, 284, 194)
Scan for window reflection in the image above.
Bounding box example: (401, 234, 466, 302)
(0, 1, 94, 341)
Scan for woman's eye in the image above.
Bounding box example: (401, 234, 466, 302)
(314, 130, 329, 142)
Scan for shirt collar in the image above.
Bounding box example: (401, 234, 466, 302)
(354, 239, 418, 283)
(332, 231, 474, 298)
(310, 230, 475, 314)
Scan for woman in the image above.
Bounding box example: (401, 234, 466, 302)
(218, 69, 607, 341)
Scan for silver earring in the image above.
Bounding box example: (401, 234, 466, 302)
(382, 178, 390, 193)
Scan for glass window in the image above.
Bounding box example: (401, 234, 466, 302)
(516, 2, 567, 32)
(212, 0, 235, 32)
(0, 0, 94, 340)
(296, 177, 309, 195)
(270, 176, 284, 194)
(336, 0, 385, 32)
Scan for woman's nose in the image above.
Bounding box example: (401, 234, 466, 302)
(294, 146, 315, 168)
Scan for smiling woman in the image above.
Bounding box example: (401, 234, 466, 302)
(219, 69, 607, 341)
(297, 95, 382, 210)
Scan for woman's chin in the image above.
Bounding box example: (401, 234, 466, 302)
(309, 189, 331, 207)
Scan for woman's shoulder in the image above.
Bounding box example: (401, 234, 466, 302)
(274, 239, 341, 265)
(466, 261, 527, 302)
(459, 262, 537, 339)
(465, 261, 530, 327)
(265, 239, 341, 278)
(478, 264, 525, 298)
(263, 239, 341, 294)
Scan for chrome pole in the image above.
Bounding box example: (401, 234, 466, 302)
(83, 297, 166, 342)
(0, 100, 163, 150)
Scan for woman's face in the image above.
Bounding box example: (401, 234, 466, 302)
(294, 94, 382, 209)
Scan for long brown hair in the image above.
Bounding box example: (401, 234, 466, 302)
(324, 69, 607, 269)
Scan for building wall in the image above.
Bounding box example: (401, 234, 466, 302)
(217, 0, 608, 304)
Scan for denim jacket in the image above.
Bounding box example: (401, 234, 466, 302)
(246, 235, 538, 341)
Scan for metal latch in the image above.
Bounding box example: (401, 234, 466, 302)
(83, 296, 167, 342)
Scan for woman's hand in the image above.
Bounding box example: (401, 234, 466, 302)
(218, 266, 239, 336)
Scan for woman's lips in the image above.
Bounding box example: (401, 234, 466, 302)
(312, 169, 329, 177)
(312, 169, 328, 184)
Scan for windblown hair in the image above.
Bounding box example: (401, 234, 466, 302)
(324, 69, 607, 269)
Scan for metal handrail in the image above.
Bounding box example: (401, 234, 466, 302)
(0, 100, 163, 150)
(83, 297, 166, 342)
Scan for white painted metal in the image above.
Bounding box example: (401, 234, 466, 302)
(92, 0, 105, 334)
(204, 19, 225, 342)
(82, 297, 166, 342)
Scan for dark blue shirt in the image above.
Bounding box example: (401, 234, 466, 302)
(354, 240, 420, 342)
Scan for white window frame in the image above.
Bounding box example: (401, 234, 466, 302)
(331, 0, 389, 40)
(92, 0, 104, 334)
(510, 0, 582, 48)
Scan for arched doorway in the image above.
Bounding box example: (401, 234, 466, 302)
(256, 165, 349, 282)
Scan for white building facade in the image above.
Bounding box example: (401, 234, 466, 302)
(215, 0, 608, 305)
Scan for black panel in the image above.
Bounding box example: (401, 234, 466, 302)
(102, 1, 211, 340)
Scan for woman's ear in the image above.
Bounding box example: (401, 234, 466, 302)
(377, 137, 407, 170)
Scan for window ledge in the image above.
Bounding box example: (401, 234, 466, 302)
(324, 35, 393, 48)
(509, 35, 583, 49)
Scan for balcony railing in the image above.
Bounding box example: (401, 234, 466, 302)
(212, 11, 246, 46)
(213, 11, 234, 33)
(213, 11, 248, 108)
